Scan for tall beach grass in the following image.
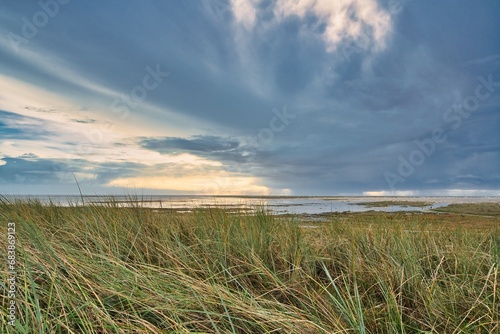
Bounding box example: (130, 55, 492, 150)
(0, 196, 498, 333)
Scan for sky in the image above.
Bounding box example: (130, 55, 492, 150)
(0, 0, 499, 196)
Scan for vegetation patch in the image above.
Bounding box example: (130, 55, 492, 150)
(356, 200, 432, 208)
(432, 202, 500, 216)
(0, 197, 499, 333)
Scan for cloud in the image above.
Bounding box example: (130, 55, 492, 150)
(140, 135, 240, 154)
(0, 156, 73, 185)
(0, 109, 55, 140)
(138, 135, 261, 165)
(0, 155, 144, 187)
(108, 173, 270, 195)
(71, 118, 97, 124)
(105, 160, 271, 195)
(231, 0, 393, 52)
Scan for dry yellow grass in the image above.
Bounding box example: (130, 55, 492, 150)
(1, 197, 499, 333)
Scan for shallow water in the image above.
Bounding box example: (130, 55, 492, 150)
(6, 195, 499, 215)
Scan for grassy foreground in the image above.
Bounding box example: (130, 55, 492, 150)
(1, 199, 499, 333)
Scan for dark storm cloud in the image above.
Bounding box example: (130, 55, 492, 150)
(140, 136, 240, 154)
(71, 118, 96, 124)
(138, 135, 260, 164)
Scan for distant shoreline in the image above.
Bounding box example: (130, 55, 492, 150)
(2, 194, 499, 215)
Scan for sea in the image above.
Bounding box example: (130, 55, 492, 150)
(3, 195, 500, 215)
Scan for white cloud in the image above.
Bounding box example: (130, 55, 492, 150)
(232, 0, 259, 30)
(0, 73, 212, 164)
(231, 0, 393, 52)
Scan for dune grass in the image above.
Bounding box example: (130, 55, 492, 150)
(0, 197, 499, 333)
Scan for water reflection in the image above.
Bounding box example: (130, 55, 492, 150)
(2, 195, 465, 215)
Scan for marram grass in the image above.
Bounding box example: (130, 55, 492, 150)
(0, 197, 499, 333)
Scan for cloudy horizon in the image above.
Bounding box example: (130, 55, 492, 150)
(1, 0, 499, 196)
